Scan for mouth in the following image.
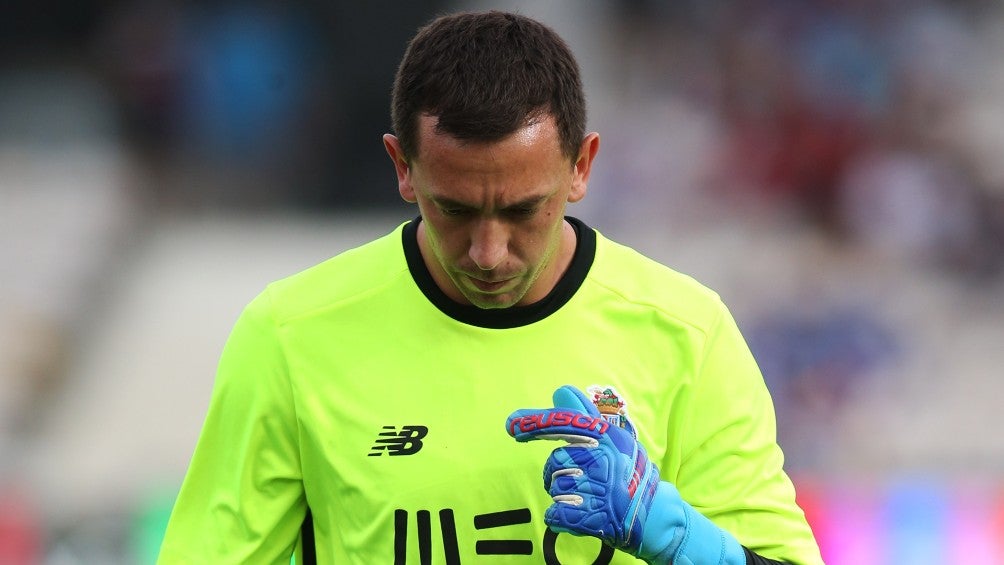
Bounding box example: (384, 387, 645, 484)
(467, 275, 515, 293)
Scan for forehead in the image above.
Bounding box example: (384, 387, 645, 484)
(414, 114, 565, 168)
(410, 115, 570, 205)
(409, 115, 573, 208)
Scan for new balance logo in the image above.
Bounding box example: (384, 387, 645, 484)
(369, 425, 429, 456)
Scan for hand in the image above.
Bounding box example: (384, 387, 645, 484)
(506, 385, 746, 565)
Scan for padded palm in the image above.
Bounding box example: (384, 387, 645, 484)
(506, 385, 661, 553)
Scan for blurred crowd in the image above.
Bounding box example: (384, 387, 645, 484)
(591, 0, 1004, 278)
(3, 0, 1004, 562)
(580, 0, 1004, 473)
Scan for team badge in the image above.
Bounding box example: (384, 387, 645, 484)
(587, 385, 628, 428)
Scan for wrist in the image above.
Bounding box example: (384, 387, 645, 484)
(639, 482, 746, 565)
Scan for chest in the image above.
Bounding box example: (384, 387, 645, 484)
(282, 312, 688, 562)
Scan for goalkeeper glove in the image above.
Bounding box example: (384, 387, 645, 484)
(506, 385, 747, 565)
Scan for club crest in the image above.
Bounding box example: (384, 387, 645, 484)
(588, 385, 627, 428)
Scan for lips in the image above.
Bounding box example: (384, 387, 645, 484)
(468, 276, 514, 293)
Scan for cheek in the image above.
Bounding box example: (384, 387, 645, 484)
(519, 215, 563, 258)
(424, 219, 465, 260)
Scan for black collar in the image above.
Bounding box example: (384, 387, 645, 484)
(402, 216, 596, 328)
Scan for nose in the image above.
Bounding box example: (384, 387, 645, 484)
(469, 218, 508, 271)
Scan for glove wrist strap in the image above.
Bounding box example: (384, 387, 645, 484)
(640, 482, 747, 565)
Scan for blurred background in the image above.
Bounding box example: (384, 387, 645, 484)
(3, 0, 1004, 563)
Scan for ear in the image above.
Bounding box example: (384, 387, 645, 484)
(568, 132, 600, 203)
(383, 134, 416, 203)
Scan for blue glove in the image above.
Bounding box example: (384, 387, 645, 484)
(506, 385, 747, 565)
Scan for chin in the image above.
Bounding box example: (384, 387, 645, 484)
(462, 287, 527, 309)
(467, 295, 519, 310)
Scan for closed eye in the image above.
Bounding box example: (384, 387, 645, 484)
(504, 206, 537, 219)
(431, 195, 545, 219)
(439, 205, 474, 217)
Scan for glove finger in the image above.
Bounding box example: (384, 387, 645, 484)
(543, 446, 613, 490)
(506, 407, 611, 443)
(545, 499, 616, 543)
(549, 467, 613, 508)
(548, 467, 586, 505)
(552, 385, 601, 417)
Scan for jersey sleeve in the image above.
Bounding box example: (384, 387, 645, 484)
(158, 288, 306, 564)
(672, 301, 824, 565)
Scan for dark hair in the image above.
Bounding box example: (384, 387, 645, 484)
(391, 11, 586, 162)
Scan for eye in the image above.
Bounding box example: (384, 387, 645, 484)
(439, 205, 471, 217)
(505, 206, 537, 219)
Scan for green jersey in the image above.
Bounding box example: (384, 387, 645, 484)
(159, 218, 822, 564)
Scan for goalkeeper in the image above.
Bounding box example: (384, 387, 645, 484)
(159, 10, 823, 565)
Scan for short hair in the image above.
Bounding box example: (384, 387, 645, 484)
(391, 11, 587, 162)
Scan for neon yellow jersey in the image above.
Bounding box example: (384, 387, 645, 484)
(158, 218, 823, 565)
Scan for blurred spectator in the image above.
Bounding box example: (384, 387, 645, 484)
(0, 66, 135, 463)
(837, 140, 982, 272)
(176, 4, 318, 164)
(710, 0, 884, 230)
(0, 485, 42, 565)
(747, 300, 899, 471)
(98, 1, 330, 210)
(97, 1, 187, 154)
(98, 1, 448, 212)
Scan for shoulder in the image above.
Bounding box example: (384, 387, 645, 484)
(586, 231, 727, 333)
(255, 222, 412, 324)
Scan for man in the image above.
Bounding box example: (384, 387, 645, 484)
(159, 11, 823, 565)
